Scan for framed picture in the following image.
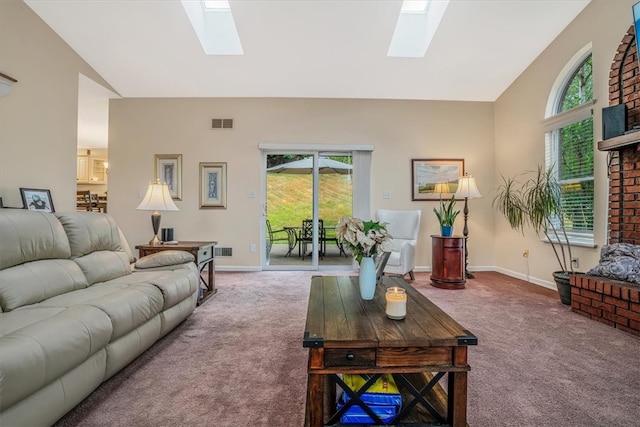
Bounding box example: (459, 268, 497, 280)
(155, 154, 182, 200)
(20, 188, 55, 212)
(411, 159, 464, 201)
(199, 162, 227, 208)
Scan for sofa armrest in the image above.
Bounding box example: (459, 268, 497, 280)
(133, 250, 195, 271)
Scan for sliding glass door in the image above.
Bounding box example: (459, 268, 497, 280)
(264, 151, 353, 270)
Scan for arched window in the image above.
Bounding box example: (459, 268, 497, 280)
(544, 48, 594, 246)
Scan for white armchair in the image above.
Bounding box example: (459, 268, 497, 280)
(375, 209, 422, 280)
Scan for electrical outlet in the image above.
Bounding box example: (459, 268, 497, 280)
(250, 243, 256, 253)
(523, 249, 529, 258)
(383, 191, 391, 199)
(572, 257, 579, 268)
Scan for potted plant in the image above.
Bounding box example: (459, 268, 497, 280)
(433, 195, 460, 237)
(493, 165, 574, 304)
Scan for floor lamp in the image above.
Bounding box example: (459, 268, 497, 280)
(455, 174, 482, 279)
(136, 179, 179, 245)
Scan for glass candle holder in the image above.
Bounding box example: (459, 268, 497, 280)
(385, 287, 407, 320)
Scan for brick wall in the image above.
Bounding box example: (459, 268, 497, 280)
(570, 274, 640, 337)
(607, 25, 640, 246)
(575, 28, 640, 337)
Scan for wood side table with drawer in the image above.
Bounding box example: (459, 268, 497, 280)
(136, 241, 217, 305)
(303, 275, 477, 426)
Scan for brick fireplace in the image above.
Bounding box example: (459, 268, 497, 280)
(570, 26, 640, 337)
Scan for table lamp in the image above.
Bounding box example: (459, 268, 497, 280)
(433, 181, 450, 196)
(454, 173, 482, 279)
(136, 179, 179, 245)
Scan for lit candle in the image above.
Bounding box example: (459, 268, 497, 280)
(385, 287, 407, 320)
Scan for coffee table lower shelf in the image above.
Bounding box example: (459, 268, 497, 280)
(304, 372, 470, 427)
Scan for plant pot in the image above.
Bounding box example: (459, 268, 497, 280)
(440, 226, 453, 237)
(552, 271, 573, 305)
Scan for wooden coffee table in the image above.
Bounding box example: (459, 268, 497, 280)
(303, 275, 477, 426)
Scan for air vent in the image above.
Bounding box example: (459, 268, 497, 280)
(211, 118, 234, 129)
(215, 247, 233, 257)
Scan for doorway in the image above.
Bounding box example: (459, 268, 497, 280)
(264, 151, 354, 270)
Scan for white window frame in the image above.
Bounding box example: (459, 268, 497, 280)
(542, 44, 595, 247)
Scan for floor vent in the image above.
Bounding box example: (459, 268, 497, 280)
(211, 118, 234, 129)
(215, 247, 233, 257)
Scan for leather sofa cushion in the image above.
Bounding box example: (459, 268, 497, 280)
(73, 250, 132, 285)
(0, 259, 88, 312)
(0, 210, 71, 270)
(37, 282, 164, 341)
(55, 212, 123, 258)
(55, 212, 132, 284)
(0, 305, 112, 411)
(119, 267, 199, 310)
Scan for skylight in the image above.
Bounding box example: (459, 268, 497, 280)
(401, 1, 429, 13)
(181, 0, 243, 55)
(203, 0, 229, 10)
(388, 0, 449, 58)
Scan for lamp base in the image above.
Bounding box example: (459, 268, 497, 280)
(149, 211, 162, 245)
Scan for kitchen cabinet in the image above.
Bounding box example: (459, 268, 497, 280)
(77, 155, 107, 184)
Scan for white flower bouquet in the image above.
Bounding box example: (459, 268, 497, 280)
(335, 216, 393, 264)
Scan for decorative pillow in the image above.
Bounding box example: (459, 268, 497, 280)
(586, 243, 640, 285)
(135, 250, 194, 269)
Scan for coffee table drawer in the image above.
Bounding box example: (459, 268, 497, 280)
(377, 347, 452, 367)
(324, 348, 376, 367)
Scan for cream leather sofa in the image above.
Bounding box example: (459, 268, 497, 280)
(0, 209, 199, 426)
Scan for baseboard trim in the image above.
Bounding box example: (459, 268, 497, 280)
(215, 264, 558, 291)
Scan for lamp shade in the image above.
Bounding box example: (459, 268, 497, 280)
(433, 181, 451, 195)
(136, 179, 179, 211)
(455, 174, 482, 199)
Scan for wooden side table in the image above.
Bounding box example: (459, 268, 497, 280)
(136, 241, 217, 305)
(430, 235, 466, 289)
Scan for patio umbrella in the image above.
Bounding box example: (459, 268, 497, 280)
(266, 156, 352, 175)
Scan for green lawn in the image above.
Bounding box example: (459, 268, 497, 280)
(266, 174, 353, 230)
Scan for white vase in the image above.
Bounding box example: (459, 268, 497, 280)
(359, 256, 376, 300)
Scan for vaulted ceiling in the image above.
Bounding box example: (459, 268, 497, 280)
(26, 0, 591, 102)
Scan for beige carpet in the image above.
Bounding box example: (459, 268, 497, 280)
(55, 271, 640, 426)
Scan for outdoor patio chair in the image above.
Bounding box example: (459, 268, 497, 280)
(322, 224, 348, 257)
(266, 219, 295, 256)
(300, 219, 325, 260)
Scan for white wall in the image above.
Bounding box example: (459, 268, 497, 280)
(108, 98, 495, 269)
(494, 0, 635, 286)
(0, 0, 116, 210)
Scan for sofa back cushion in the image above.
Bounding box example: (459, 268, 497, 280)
(55, 212, 131, 285)
(0, 209, 70, 270)
(0, 210, 88, 311)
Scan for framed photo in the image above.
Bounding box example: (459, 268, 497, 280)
(155, 154, 182, 200)
(199, 162, 227, 209)
(20, 188, 55, 212)
(411, 159, 464, 201)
